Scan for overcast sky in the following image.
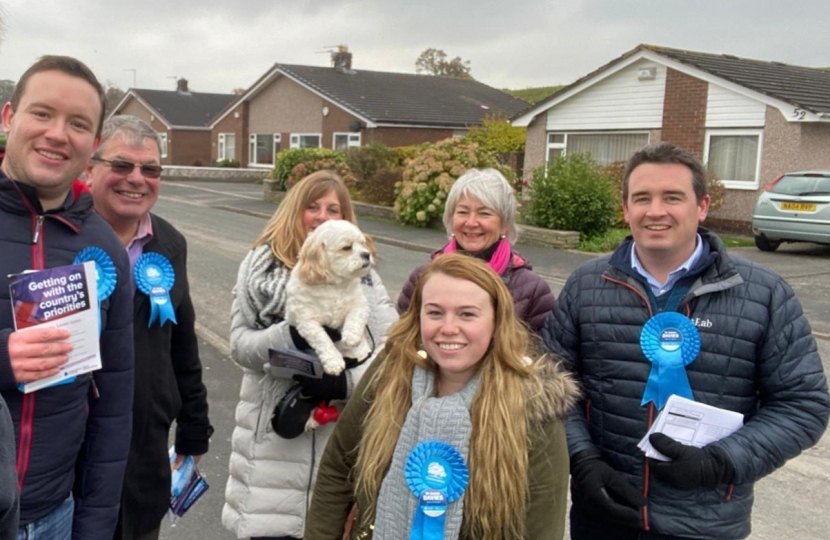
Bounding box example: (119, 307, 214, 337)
(1, 0, 828, 95)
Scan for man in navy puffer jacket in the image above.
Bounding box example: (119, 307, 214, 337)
(543, 143, 828, 540)
(0, 55, 134, 540)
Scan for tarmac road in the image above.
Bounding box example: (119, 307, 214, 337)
(154, 180, 829, 540)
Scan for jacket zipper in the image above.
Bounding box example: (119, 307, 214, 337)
(17, 215, 47, 490)
(603, 275, 655, 530)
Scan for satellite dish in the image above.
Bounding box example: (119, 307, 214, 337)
(349, 120, 364, 133)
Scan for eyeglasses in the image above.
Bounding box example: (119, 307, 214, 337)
(92, 157, 163, 179)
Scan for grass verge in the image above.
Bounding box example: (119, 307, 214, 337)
(578, 229, 755, 253)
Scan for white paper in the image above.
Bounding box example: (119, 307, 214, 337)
(9, 261, 101, 393)
(638, 394, 744, 461)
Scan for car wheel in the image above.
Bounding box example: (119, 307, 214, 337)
(754, 235, 781, 252)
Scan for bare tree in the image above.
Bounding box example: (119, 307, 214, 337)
(415, 48, 472, 79)
(0, 80, 14, 105)
(105, 84, 126, 113)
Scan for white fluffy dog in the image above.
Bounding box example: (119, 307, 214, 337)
(285, 219, 373, 377)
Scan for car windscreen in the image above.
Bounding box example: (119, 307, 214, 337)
(772, 175, 830, 196)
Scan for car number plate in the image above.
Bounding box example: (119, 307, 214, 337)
(780, 202, 816, 212)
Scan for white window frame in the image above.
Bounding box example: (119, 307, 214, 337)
(545, 131, 650, 167)
(158, 133, 168, 158)
(217, 132, 236, 161)
(546, 133, 566, 166)
(289, 133, 322, 149)
(248, 133, 281, 167)
(332, 132, 361, 150)
(703, 129, 763, 190)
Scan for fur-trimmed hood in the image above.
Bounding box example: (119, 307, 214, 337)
(526, 357, 580, 424)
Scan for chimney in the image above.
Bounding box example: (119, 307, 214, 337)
(331, 45, 353, 72)
(176, 78, 189, 93)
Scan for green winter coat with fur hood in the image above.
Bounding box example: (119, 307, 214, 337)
(304, 354, 580, 540)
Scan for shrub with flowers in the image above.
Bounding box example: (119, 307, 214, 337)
(286, 158, 356, 189)
(272, 148, 356, 190)
(394, 138, 511, 227)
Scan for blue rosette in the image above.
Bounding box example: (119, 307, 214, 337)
(134, 252, 178, 327)
(405, 440, 469, 540)
(640, 312, 701, 410)
(74, 246, 117, 335)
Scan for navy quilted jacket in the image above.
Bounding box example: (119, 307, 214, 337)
(542, 229, 829, 540)
(0, 173, 134, 539)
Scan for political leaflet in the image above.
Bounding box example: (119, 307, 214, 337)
(8, 261, 100, 393)
(168, 447, 209, 522)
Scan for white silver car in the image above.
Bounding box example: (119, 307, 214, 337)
(751, 170, 830, 251)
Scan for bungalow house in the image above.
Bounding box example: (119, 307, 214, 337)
(208, 49, 528, 169)
(110, 79, 235, 166)
(512, 44, 830, 232)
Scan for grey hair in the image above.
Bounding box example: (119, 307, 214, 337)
(96, 115, 162, 157)
(442, 168, 519, 244)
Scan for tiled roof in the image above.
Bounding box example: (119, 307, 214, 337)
(514, 44, 830, 123)
(131, 89, 236, 127)
(276, 64, 528, 127)
(644, 45, 830, 115)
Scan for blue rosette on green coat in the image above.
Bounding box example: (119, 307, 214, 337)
(73, 246, 117, 334)
(405, 440, 469, 540)
(134, 252, 178, 327)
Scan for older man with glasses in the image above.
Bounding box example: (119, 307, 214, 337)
(86, 115, 213, 540)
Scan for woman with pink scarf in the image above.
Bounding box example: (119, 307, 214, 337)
(397, 168, 554, 332)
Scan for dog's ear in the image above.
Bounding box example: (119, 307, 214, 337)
(297, 237, 331, 283)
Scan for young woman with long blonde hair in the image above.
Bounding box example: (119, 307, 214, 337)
(306, 254, 579, 540)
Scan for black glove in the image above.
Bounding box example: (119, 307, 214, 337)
(649, 433, 735, 489)
(570, 449, 645, 528)
(289, 325, 342, 352)
(293, 372, 347, 401)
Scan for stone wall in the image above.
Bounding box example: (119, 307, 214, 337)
(162, 166, 269, 183)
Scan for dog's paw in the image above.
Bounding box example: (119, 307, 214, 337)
(340, 329, 362, 349)
(321, 353, 346, 376)
(346, 340, 372, 361)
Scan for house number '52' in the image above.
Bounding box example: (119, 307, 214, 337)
(792, 108, 806, 119)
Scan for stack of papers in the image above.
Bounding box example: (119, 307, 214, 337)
(168, 447, 209, 522)
(639, 395, 744, 461)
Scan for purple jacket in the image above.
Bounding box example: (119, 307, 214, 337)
(397, 248, 554, 332)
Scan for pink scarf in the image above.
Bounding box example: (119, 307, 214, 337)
(443, 236, 512, 276)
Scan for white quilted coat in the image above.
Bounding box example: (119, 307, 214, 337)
(222, 268, 397, 538)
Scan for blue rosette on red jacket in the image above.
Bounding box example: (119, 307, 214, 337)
(134, 252, 178, 327)
(405, 440, 469, 540)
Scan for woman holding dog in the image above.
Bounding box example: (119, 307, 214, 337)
(305, 254, 579, 540)
(222, 171, 398, 540)
(397, 168, 554, 332)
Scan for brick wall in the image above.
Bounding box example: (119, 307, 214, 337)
(211, 101, 248, 164)
(660, 68, 707, 157)
(322, 100, 362, 149)
(169, 130, 211, 166)
(115, 98, 173, 164)
(523, 113, 546, 181)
